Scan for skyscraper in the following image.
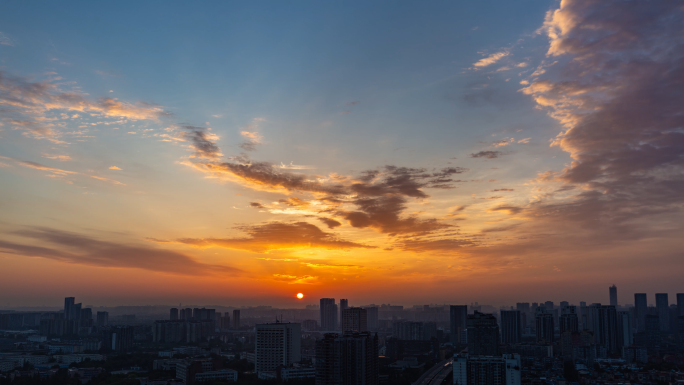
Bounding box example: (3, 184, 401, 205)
(500, 310, 521, 344)
(585, 304, 619, 352)
(634, 293, 647, 331)
(342, 307, 367, 332)
(170, 308, 179, 321)
(609, 285, 618, 307)
(320, 298, 337, 331)
(655, 293, 669, 332)
(450, 305, 468, 344)
(340, 299, 349, 330)
(559, 306, 579, 333)
(315, 331, 379, 385)
(453, 354, 521, 385)
(467, 312, 499, 356)
(677, 293, 684, 317)
(617, 311, 633, 348)
(232, 309, 241, 329)
(536, 307, 554, 343)
(64, 297, 75, 320)
(255, 322, 301, 373)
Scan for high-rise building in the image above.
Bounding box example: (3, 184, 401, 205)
(392, 321, 426, 341)
(617, 311, 633, 348)
(232, 310, 241, 329)
(170, 308, 179, 321)
(535, 307, 554, 344)
(450, 305, 468, 344)
(634, 293, 647, 331)
(467, 312, 499, 356)
(64, 297, 75, 320)
(453, 354, 521, 385)
(655, 293, 669, 332)
(315, 331, 379, 385)
(585, 304, 619, 352)
(677, 293, 684, 317)
(559, 306, 579, 333)
(560, 301, 569, 309)
(609, 285, 618, 307)
(342, 307, 367, 332)
(644, 314, 660, 349)
(500, 310, 521, 344)
(96, 311, 109, 327)
(320, 298, 338, 331)
(340, 299, 349, 330)
(366, 307, 379, 331)
(255, 322, 301, 373)
(544, 301, 554, 311)
(80, 308, 92, 321)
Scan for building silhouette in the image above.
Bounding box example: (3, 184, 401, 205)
(609, 285, 618, 307)
(320, 298, 338, 331)
(450, 305, 468, 344)
(655, 293, 669, 332)
(559, 306, 579, 333)
(453, 354, 521, 385)
(467, 312, 499, 356)
(170, 308, 179, 321)
(255, 322, 301, 373)
(315, 331, 379, 385)
(233, 309, 241, 329)
(500, 310, 521, 344)
(342, 307, 367, 332)
(535, 307, 554, 344)
(365, 307, 378, 331)
(634, 293, 647, 331)
(677, 293, 684, 317)
(340, 299, 348, 330)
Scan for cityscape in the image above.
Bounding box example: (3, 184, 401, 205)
(2, 0, 684, 384)
(1, 288, 683, 385)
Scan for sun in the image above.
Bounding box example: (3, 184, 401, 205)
(296, 293, 304, 299)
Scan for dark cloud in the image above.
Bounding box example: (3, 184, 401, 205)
(519, 0, 684, 230)
(249, 202, 265, 208)
(470, 151, 503, 159)
(0, 227, 240, 276)
(179, 125, 222, 159)
(163, 222, 374, 253)
(489, 205, 524, 215)
(318, 217, 342, 229)
(491, 189, 514, 192)
(396, 237, 476, 253)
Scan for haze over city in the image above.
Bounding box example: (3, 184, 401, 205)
(1, 0, 683, 309)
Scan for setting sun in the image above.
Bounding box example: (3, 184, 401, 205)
(296, 293, 304, 299)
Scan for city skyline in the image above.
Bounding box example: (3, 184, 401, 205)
(2, 0, 684, 306)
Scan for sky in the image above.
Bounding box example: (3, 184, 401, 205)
(1, 0, 683, 308)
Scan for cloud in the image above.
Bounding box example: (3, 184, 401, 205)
(517, 138, 531, 144)
(0, 156, 125, 185)
(0, 32, 16, 46)
(0, 70, 170, 141)
(0, 227, 240, 276)
(470, 151, 503, 159)
(491, 188, 514, 192)
(318, 217, 342, 229)
(473, 51, 509, 68)
(42, 154, 71, 161)
(178, 125, 223, 159)
(109, 166, 122, 170)
(492, 139, 514, 147)
(397, 237, 476, 253)
(249, 202, 265, 209)
(238, 119, 265, 151)
(158, 221, 375, 253)
(489, 205, 524, 215)
(346, 101, 360, 106)
(517, 0, 684, 232)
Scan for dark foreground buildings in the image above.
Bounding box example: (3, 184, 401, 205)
(315, 331, 379, 385)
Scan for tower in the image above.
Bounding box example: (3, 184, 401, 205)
(609, 285, 618, 307)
